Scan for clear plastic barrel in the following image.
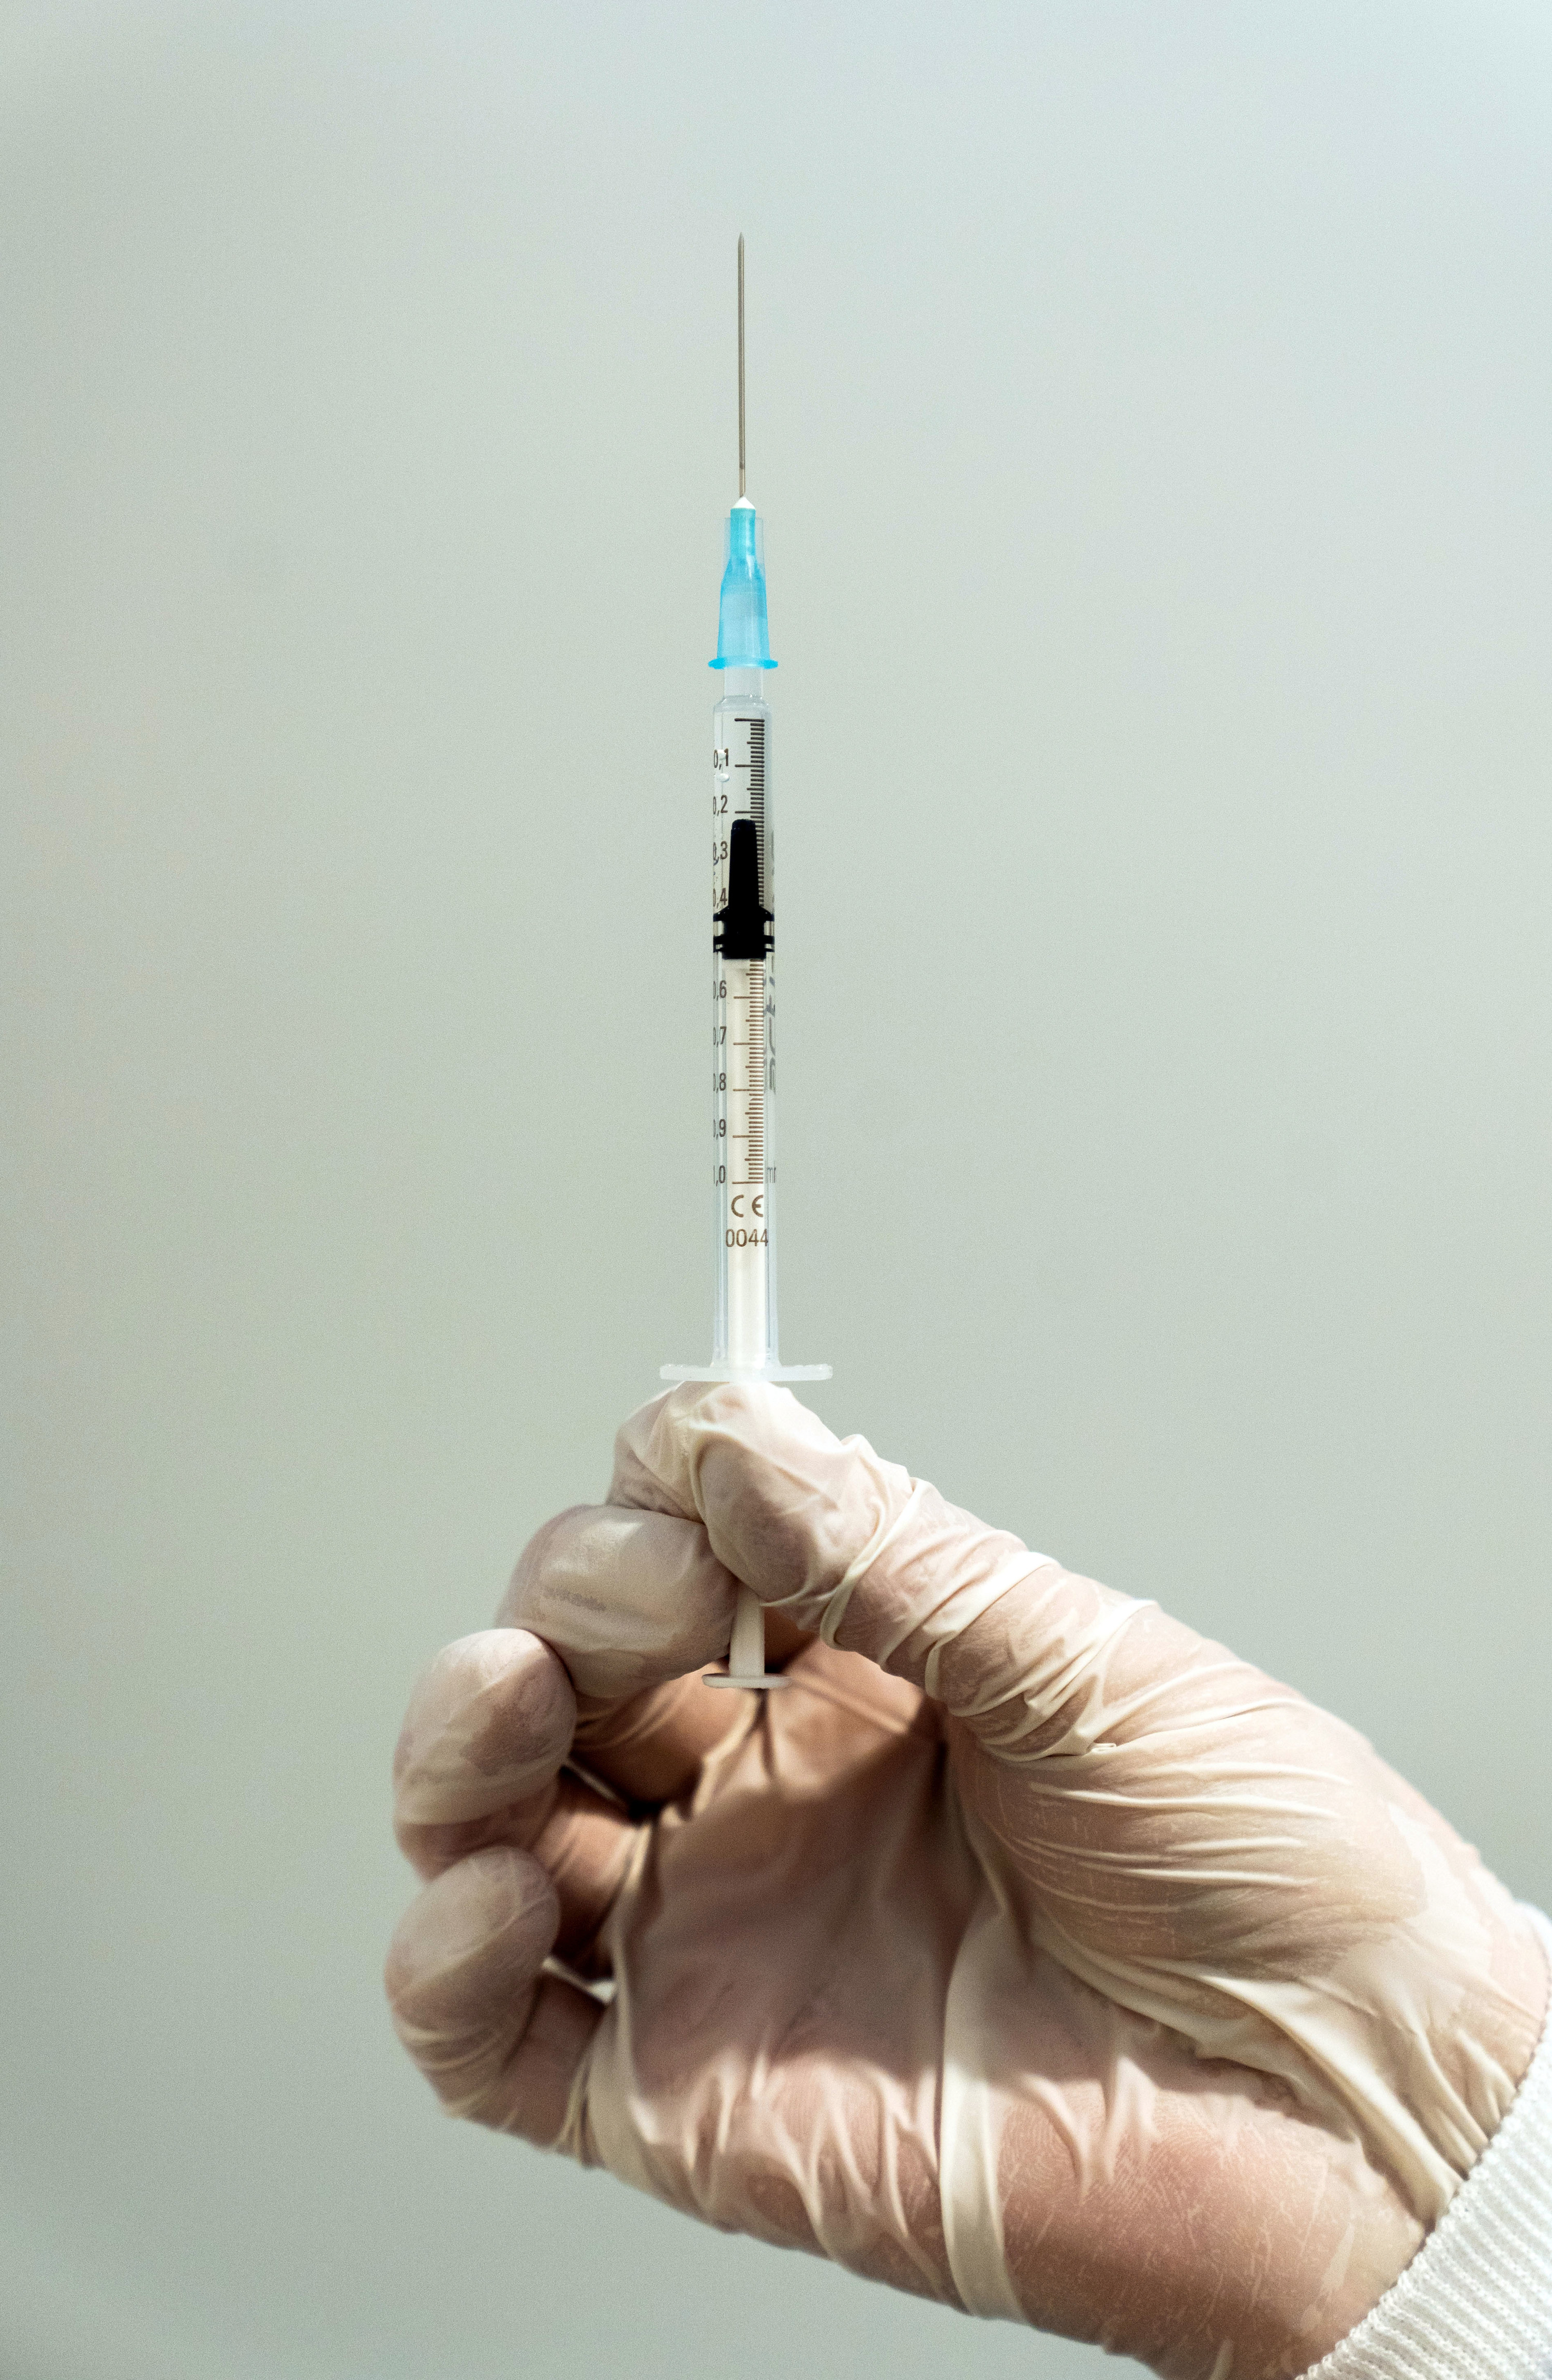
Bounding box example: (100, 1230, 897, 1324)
(662, 658, 826, 1393)
(711, 670, 779, 1371)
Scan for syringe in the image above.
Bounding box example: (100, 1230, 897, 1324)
(663, 237, 830, 1690)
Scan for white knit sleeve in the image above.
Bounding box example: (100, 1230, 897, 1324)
(1304, 1908, 1552, 2380)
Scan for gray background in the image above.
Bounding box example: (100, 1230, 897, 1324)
(3, 4, 1549, 2376)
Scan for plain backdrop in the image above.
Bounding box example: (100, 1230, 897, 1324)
(3, 5, 1550, 2376)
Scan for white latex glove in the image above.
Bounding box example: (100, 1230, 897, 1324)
(386, 1386, 1546, 2379)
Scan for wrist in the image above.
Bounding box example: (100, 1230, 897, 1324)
(990, 2040, 1423, 2378)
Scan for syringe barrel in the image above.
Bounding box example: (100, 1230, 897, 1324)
(710, 667, 779, 1373)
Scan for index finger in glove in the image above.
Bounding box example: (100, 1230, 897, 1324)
(496, 1501, 739, 1702)
(499, 1495, 903, 1805)
(495, 1499, 760, 1803)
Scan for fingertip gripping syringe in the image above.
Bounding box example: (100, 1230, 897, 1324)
(663, 238, 830, 1689)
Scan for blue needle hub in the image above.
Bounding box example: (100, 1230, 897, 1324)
(710, 499, 777, 669)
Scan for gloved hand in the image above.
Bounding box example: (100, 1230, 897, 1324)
(385, 1386, 1547, 2379)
